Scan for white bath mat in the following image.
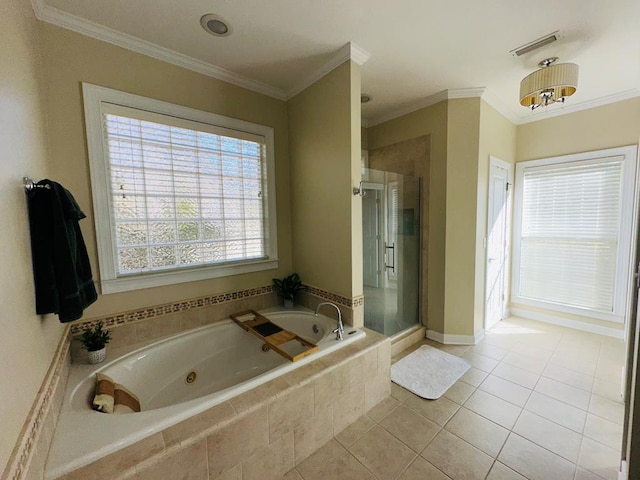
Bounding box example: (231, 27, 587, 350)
(391, 345, 470, 400)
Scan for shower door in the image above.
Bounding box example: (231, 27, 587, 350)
(362, 168, 421, 336)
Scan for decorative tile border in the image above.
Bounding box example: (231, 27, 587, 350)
(70, 285, 277, 335)
(304, 285, 363, 308)
(2, 326, 71, 480)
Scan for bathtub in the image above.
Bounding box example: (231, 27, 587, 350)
(46, 308, 365, 479)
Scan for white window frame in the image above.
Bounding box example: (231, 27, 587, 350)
(511, 145, 638, 323)
(83, 83, 278, 294)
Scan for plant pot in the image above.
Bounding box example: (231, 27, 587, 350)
(283, 299, 294, 309)
(88, 347, 106, 364)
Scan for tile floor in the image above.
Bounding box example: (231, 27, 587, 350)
(284, 316, 627, 480)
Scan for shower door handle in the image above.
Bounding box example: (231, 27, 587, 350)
(385, 243, 395, 273)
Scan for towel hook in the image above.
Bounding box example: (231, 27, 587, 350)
(23, 177, 51, 193)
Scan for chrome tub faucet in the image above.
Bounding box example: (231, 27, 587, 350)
(314, 302, 344, 341)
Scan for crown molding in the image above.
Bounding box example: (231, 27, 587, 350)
(516, 88, 640, 125)
(367, 87, 485, 127)
(30, 0, 289, 100)
(286, 42, 371, 99)
(446, 87, 486, 99)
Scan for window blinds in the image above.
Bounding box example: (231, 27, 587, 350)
(102, 105, 268, 275)
(518, 158, 623, 312)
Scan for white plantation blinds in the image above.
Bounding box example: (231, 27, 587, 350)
(103, 105, 268, 275)
(518, 158, 623, 312)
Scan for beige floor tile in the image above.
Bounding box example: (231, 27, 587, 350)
(367, 396, 400, 422)
(296, 440, 375, 480)
(391, 382, 414, 402)
(589, 394, 624, 425)
(513, 410, 581, 462)
(583, 414, 623, 451)
(509, 341, 555, 361)
(405, 394, 460, 426)
(592, 378, 623, 404)
(574, 467, 608, 480)
(350, 426, 417, 480)
(543, 363, 594, 392)
(421, 429, 493, 480)
(524, 392, 586, 433)
(596, 359, 624, 382)
(486, 462, 527, 480)
(460, 351, 499, 373)
(479, 375, 532, 407)
(379, 404, 441, 453)
(577, 437, 620, 480)
(335, 415, 376, 448)
(425, 340, 470, 356)
(459, 367, 489, 387)
(502, 352, 547, 375)
(443, 380, 476, 405)
(282, 469, 304, 480)
(466, 343, 508, 361)
(491, 362, 540, 389)
(535, 377, 591, 410)
(549, 355, 597, 377)
(464, 389, 522, 429)
(498, 434, 575, 480)
(444, 407, 509, 457)
(397, 456, 450, 480)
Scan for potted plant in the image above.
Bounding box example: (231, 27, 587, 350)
(273, 273, 305, 308)
(81, 322, 111, 364)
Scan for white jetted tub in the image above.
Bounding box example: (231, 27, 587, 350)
(46, 309, 365, 479)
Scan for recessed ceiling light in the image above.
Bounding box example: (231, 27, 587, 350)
(361, 93, 373, 104)
(200, 14, 232, 37)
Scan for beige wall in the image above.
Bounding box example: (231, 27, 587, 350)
(287, 61, 361, 299)
(475, 101, 517, 333)
(350, 63, 364, 298)
(0, 1, 66, 470)
(517, 98, 640, 162)
(38, 23, 292, 318)
(443, 98, 482, 336)
(368, 102, 448, 333)
(515, 98, 640, 332)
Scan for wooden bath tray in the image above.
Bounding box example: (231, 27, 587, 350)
(230, 310, 318, 362)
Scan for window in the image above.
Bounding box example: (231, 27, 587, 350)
(512, 146, 637, 323)
(83, 84, 278, 293)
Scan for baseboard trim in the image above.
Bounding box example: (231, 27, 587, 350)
(2, 326, 71, 480)
(426, 329, 484, 345)
(510, 307, 625, 339)
(619, 460, 627, 480)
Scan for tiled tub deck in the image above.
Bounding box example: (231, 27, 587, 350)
(54, 329, 390, 480)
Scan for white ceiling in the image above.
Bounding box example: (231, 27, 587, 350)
(36, 0, 640, 125)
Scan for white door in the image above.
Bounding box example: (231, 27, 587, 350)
(485, 157, 512, 330)
(363, 189, 382, 288)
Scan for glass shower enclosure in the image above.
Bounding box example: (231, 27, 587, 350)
(361, 168, 421, 336)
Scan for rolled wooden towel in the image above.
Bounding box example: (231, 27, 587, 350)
(93, 373, 141, 414)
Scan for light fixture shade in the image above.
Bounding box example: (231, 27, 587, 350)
(519, 62, 579, 108)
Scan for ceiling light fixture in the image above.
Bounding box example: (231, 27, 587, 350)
(200, 14, 232, 37)
(519, 57, 579, 110)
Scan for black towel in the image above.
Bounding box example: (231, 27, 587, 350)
(27, 179, 97, 322)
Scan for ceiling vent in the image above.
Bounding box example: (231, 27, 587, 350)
(510, 31, 561, 57)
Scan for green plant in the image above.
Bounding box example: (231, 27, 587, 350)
(272, 273, 305, 301)
(81, 322, 111, 352)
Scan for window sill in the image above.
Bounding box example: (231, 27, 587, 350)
(100, 259, 279, 294)
(510, 295, 623, 324)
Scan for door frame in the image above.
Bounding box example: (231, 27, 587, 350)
(484, 156, 514, 331)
